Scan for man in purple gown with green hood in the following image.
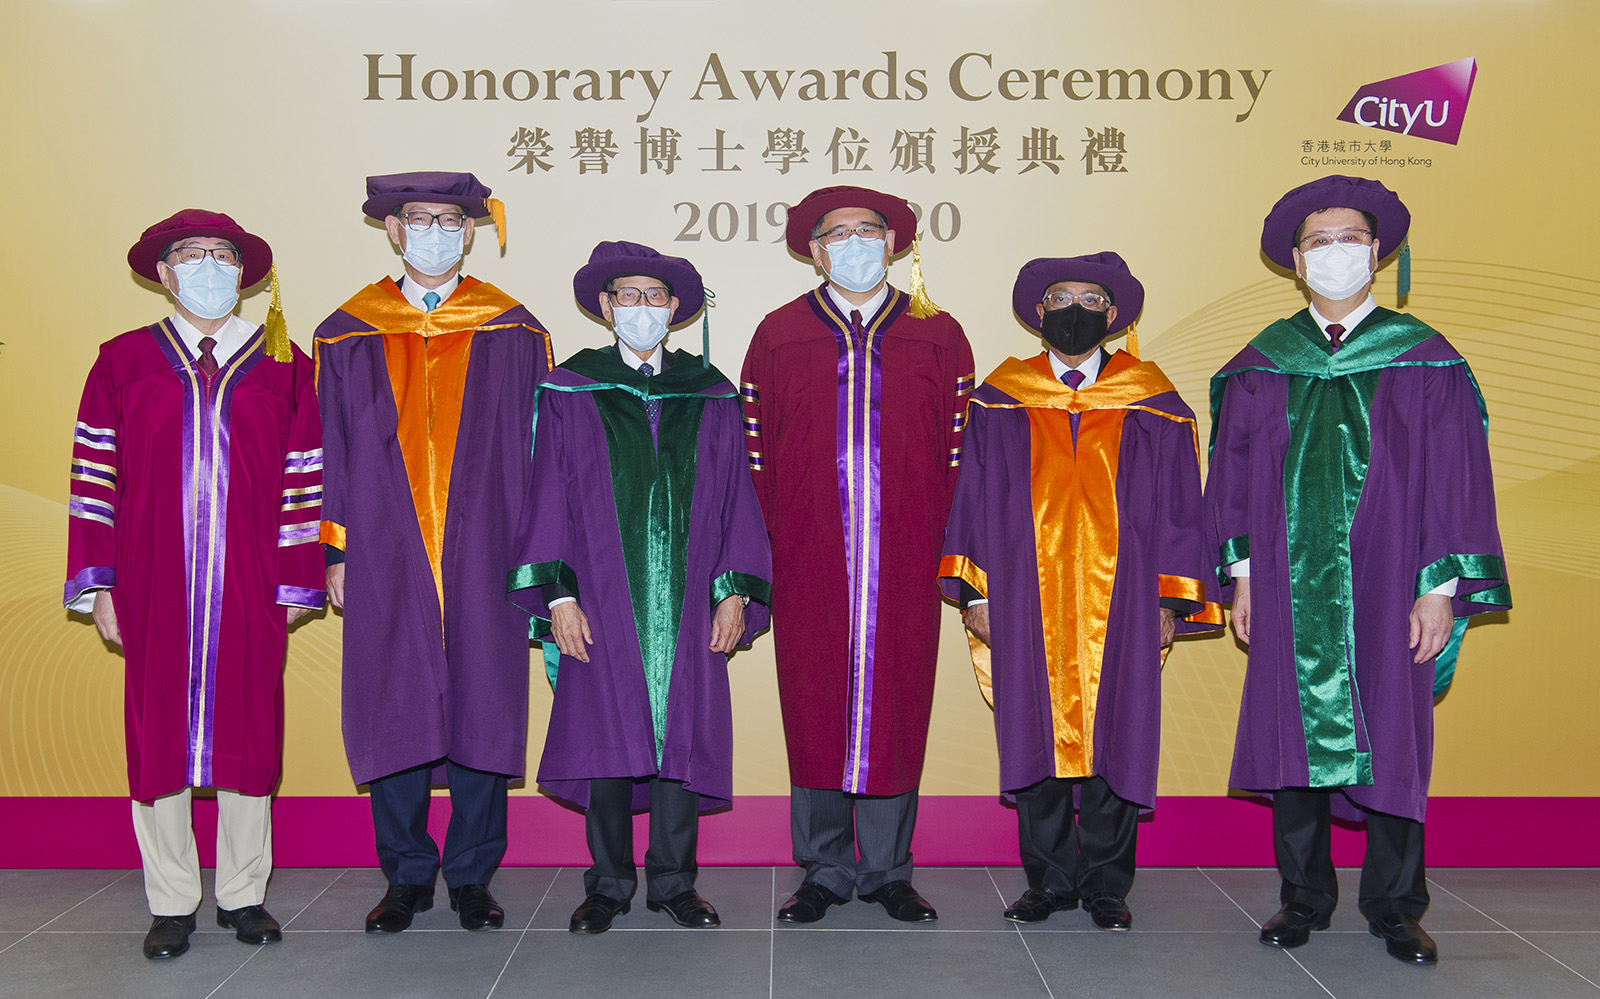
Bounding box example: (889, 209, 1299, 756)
(1205, 175, 1510, 966)
(507, 241, 771, 935)
(316, 172, 553, 934)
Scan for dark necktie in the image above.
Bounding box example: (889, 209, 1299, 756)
(423, 290, 441, 313)
(849, 308, 864, 340)
(197, 336, 219, 383)
(1327, 322, 1346, 353)
(639, 362, 660, 432)
(1064, 369, 1085, 390)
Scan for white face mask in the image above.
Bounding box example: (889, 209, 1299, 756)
(169, 257, 242, 319)
(1300, 241, 1374, 301)
(823, 234, 888, 293)
(401, 222, 466, 276)
(612, 305, 671, 355)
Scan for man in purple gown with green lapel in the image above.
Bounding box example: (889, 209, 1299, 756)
(1205, 176, 1510, 965)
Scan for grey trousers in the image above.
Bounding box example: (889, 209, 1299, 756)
(789, 785, 918, 897)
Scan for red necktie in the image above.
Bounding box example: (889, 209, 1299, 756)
(1326, 323, 1345, 353)
(849, 309, 864, 337)
(197, 336, 219, 382)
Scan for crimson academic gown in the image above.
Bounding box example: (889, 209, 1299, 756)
(315, 277, 552, 785)
(740, 284, 973, 796)
(65, 323, 325, 802)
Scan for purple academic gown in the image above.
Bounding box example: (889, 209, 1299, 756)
(507, 358, 772, 810)
(316, 278, 552, 784)
(940, 351, 1222, 807)
(1206, 330, 1509, 822)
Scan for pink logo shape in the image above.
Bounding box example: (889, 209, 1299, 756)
(1337, 57, 1477, 145)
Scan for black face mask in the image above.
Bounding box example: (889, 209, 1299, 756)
(1040, 304, 1110, 357)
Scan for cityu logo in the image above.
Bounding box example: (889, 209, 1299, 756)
(1336, 57, 1476, 145)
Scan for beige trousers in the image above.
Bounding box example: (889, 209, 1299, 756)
(129, 788, 272, 916)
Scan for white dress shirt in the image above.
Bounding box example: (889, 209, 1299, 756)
(398, 274, 462, 312)
(825, 281, 891, 324)
(1047, 345, 1106, 388)
(169, 312, 258, 366)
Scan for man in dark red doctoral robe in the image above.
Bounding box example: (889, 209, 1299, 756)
(316, 172, 553, 934)
(741, 186, 974, 923)
(66, 210, 324, 959)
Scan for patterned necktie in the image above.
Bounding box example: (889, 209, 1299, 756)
(640, 362, 660, 431)
(422, 290, 441, 313)
(1326, 322, 1345, 352)
(1064, 369, 1085, 390)
(196, 336, 219, 383)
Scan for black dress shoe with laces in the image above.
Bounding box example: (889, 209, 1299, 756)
(859, 880, 938, 922)
(143, 912, 197, 959)
(569, 892, 630, 934)
(1368, 912, 1438, 965)
(776, 882, 848, 923)
(216, 904, 282, 944)
(1004, 887, 1079, 923)
(1084, 892, 1132, 930)
(365, 883, 435, 933)
(646, 890, 721, 927)
(1259, 902, 1331, 948)
(449, 884, 505, 930)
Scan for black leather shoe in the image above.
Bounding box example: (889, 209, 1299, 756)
(569, 892, 630, 934)
(1368, 912, 1438, 965)
(646, 890, 721, 927)
(1259, 902, 1331, 948)
(776, 882, 848, 923)
(365, 883, 435, 933)
(143, 912, 197, 959)
(216, 904, 282, 944)
(448, 884, 505, 930)
(859, 880, 938, 922)
(1005, 887, 1079, 923)
(1084, 892, 1132, 930)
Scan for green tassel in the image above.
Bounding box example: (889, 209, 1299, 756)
(1397, 237, 1411, 302)
(700, 287, 716, 367)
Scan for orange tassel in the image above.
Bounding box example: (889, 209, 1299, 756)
(486, 197, 507, 249)
(263, 266, 291, 362)
(907, 235, 942, 318)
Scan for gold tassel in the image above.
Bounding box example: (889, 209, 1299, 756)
(907, 235, 942, 318)
(1124, 320, 1140, 359)
(486, 197, 507, 249)
(264, 265, 291, 362)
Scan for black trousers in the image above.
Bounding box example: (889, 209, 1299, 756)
(585, 776, 699, 903)
(1015, 775, 1138, 899)
(369, 759, 508, 889)
(789, 785, 918, 898)
(1273, 789, 1429, 921)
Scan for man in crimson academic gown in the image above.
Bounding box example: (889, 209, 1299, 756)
(507, 241, 772, 935)
(741, 185, 974, 923)
(1205, 175, 1510, 965)
(316, 172, 553, 933)
(65, 210, 324, 959)
(941, 252, 1223, 931)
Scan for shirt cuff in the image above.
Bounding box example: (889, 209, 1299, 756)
(1428, 577, 1458, 597)
(1229, 558, 1250, 578)
(548, 596, 577, 608)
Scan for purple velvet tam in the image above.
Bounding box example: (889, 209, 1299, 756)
(784, 185, 918, 259)
(573, 240, 705, 327)
(1261, 174, 1410, 270)
(128, 209, 273, 287)
(1011, 251, 1144, 334)
(361, 171, 494, 220)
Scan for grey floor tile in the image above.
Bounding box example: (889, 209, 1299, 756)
(1290, 929, 1600, 998)
(1429, 869, 1600, 932)
(1026, 929, 1333, 999)
(1201, 866, 1503, 932)
(773, 866, 1006, 931)
(495, 926, 773, 999)
(0, 929, 256, 998)
(0, 931, 29, 956)
(772, 928, 1050, 999)
(0, 869, 135, 932)
(213, 923, 520, 999)
(1521, 932, 1600, 986)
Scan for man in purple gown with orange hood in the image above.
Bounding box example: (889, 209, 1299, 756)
(316, 172, 553, 934)
(1206, 175, 1510, 965)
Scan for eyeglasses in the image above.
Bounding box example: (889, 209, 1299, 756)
(165, 244, 241, 267)
(1298, 228, 1372, 251)
(609, 286, 673, 307)
(399, 211, 467, 232)
(817, 222, 886, 245)
(1042, 290, 1111, 312)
